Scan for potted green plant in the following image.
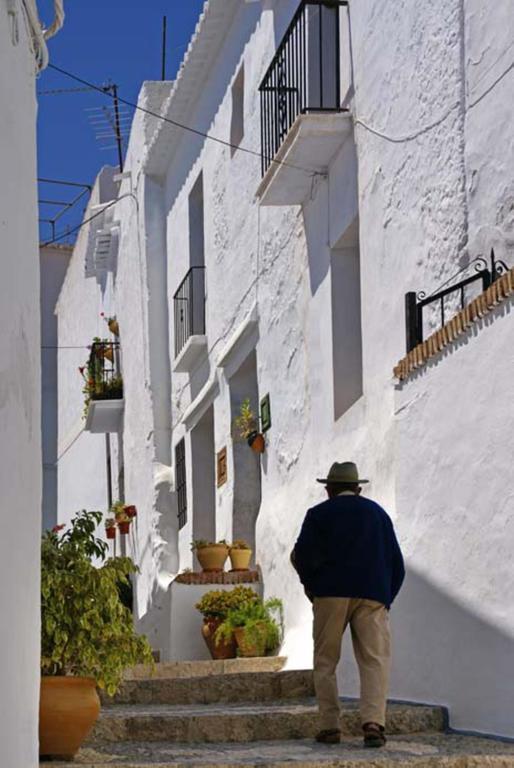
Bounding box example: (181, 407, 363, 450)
(40, 510, 153, 760)
(105, 517, 116, 540)
(229, 539, 253, 571)
(216, 597, 283, 658)
(235, 398, 265, 454)
(195, 586, 260, 660)
(191, 539, 230, 572)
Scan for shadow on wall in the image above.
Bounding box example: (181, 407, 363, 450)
(338, 566, 514, 738)
(390, 566, 514, 738)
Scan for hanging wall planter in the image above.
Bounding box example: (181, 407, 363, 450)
(118, 520, 131, 535)
(105, 518, 116, 540)
(247, 431, 265, 454)
(235, 398, 265, 454)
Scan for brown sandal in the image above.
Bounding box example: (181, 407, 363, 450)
(363, 722, 386, 748)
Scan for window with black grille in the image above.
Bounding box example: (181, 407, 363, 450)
(175, 439, 187, 529)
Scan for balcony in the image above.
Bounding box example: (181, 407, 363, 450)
(173, 266, 208, 374)
(257, 0, 351, 206)
(83, 340, 124, 434)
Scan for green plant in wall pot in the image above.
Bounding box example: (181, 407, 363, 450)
(215, 597, 284, 658)
(40, 510, 153, 760)
(234, 398, 265, 454)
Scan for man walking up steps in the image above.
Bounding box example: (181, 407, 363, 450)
(292, 462, 405, 748)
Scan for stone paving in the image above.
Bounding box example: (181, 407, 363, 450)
(41, 666, 514, 768)
(48, 734, 514, 767)
(90, 700, 445, 744)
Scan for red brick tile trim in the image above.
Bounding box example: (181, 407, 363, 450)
(174, 570, 261, 585)
(394, 267, 514, 381)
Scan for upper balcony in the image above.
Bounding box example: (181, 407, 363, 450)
(257, 0, 351, 206)
(84, 340, 124, 434)
(173, 266, 208, 374)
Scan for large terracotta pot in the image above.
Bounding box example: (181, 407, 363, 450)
(234, 624, 267, 658)
(39, 676, 100, 760)
(201, 617, 237, 660)
(196, 544, 229, 572)
(229, 548, 252, 571)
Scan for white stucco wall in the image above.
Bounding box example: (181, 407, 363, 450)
(54, 0, 514, 737)
(56, 168, 119, 529)
(151, 0, 513, 736)
(40, 245, 72, 531)
(0, 4, 43, 765)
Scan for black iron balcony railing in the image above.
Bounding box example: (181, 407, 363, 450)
(405, 250, 509, 353)
(86, 340, 123, 401)
(259, 0, 347, 175)
(173, 266, 206, 358)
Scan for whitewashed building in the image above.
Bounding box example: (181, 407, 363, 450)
(56, 0, 514, 738)
(1, 0, 65, 765)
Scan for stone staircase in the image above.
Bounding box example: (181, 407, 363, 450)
(46, 661, 514, 767)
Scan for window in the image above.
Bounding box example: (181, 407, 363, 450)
(175, 439, 187, 529)
(230, 64, 245, 155)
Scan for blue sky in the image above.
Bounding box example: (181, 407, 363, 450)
(37, 0, 206, 242)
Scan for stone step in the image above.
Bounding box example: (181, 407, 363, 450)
(44, 733, 514, 767)
(106, 670, 314, 706)
(90, 700, 446, 745)
(124, 657, 287, 681)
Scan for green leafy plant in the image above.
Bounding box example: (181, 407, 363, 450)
(190, 539, 228, 552)
(234, 398, 258, 440)
(215, 597, 284, 655)
(41, 510, 153, 695)
(230, 539, 251, 550)
(195, 586, 260, 619)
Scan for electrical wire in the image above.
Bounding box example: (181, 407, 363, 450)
(40, 198, 119, 247)
(47, 63, 322, 176)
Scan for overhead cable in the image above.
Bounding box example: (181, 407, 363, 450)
(47, 63, 320, 176)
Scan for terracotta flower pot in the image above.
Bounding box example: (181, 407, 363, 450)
(106, 527, 116, 540)
(118, 521, 131, 535)
(234, 624, 267, 658)
(124, 505, 137, 519)
(108, 319, 120, 336)
(247, 431, 265, 454)
(196, 544, 229, 572)
(229, 548, 252, 571)
(201, 617, 237, 660)
(39, 676, 100, 760)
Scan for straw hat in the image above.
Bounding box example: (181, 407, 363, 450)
(316, 461, 369, 485)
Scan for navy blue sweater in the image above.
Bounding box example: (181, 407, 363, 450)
(293, 494, 405, 608)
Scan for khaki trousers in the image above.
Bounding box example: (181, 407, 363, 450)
(313, 597, 391, 731)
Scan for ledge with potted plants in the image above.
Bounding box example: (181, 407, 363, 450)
(40, 510, 153, 760)
(195, 587, 283, 660)
(175, 538, 257, 585)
